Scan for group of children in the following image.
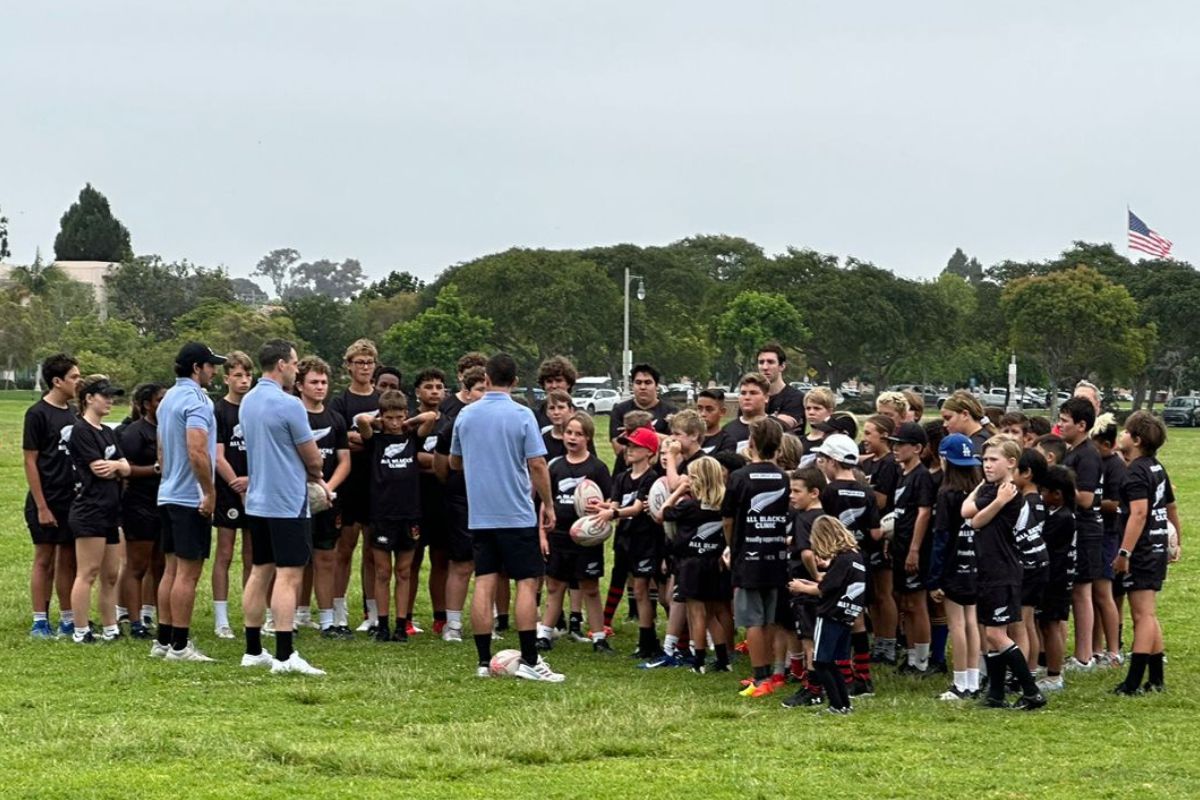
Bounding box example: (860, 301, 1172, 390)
(22, 341, 1181, 710)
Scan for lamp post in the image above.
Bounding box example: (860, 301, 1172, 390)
(622, 266, 645, 397)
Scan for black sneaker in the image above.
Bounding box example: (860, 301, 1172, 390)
(1143, 682, 1166, 694)
(373, 627, 392, 643)
(781, 688, 824, 708)
(708, 661, 733, 673)
(391, 628, 408, 643)
(824, 705, 853, 715)
(980, 695, 1009, 709)
(851, 678, 875, 697)
(1112, 683, 1144, 696)
(321, 627, 340, 639)
(337, 625, 355, 639)
(1013, 692, 1046, 711)
(897, 661, 925, 676)
(535, 637, 553, 652)
(129, 622, 153, 640)
(593, 638, 615, 655)
(927, 660, 948, 675)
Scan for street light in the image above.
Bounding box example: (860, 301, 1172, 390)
(622, 266, 645, 397)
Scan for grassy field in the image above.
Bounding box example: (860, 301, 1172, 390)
(1, 398, 1197, 799)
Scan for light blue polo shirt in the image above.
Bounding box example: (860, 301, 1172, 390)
(450, 391, 547, 529)
(157, 377, 216, 507)
(241, 377, 314, 519)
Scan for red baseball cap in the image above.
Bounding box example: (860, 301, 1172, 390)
(618, 426, 659, 453)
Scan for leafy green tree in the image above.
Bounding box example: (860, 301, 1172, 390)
(7, 249, 62, 298)
(286, 294, 367, 365)
(360, 270, 425, 300)
(357, 292, 421, 342)
(106, 256, 234, 338)
(943, 247, 983, 285)
(169, 301, 306, 372)
(382, 285, 492, 378)
(0, 204, 10, 262)
(286, 258, 366, 301)
(716, 290, 808, 374)
(59, 315, 143, 389)
(253, 248, 301, 299)
(53, 183, 133, 262)
(231, 277, 269, 306)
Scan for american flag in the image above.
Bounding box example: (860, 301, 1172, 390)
(1128, 210, 1173, 259)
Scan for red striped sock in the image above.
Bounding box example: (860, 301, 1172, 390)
(603, 585, 624, 628)
(837, 659, 854, 686)
(854, 652, 872, 681)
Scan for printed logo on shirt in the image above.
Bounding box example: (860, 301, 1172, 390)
(1155, 480, 1167, 506)
(557, 476, 582, 494)
(701, 445, 716, 454)
(381, 443, 413, 470)
(423, 436, 438, 452)
(838, 507, 865, 528)
(231, 423, 246, 451)
(749, 487, 787, 513)
(59, 425, 73, 449)
(894, 485, 907, 503)
(104, 444, 117, 459)
(621, 491, 638, 507)
(311, 426, 332, 443)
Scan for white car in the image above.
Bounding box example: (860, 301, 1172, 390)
(572, 387, 620, 414)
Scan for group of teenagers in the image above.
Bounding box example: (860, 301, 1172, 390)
(21, 338, 1180, 706)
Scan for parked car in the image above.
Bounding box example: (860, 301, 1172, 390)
(974, 388, 1010, 407)
(572, 387, 621, 414)
(1162, 396, 1200, 427)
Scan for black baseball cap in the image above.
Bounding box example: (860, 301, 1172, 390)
(80, 377, 125, 398)
(887, 421, 928, 446)
(813, 412, 858, 439)
(175, 341, 227, 370)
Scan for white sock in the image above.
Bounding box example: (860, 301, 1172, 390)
(103, 624, 120, 637)
(366, 599, 379, 623)
(214, 601, 229, 629)
(664, 634, 680, 654)
(333, 598, 348, 627)
(914, 643, 931, 670)
(116, 605, 128, 619)
(954, 670, 969, 691)
(907, 648, 917, 667)
(537, 623, 554, 640)
(61, 610, 75, 624)
(447, 610, 462, 627)
(265, 609, 274, 625)
(140, 605, 155, 622)
(296, 606, 310, 623)
(967, 668, 980, 691)
(319, 608, 334, 630)
(33, 612, 48, 623)
(592, 630, 606, 642)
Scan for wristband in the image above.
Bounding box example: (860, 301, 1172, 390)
(1118, 548, 1131, 559)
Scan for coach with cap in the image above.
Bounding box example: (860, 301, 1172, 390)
(239, 339, 329, 676)
(154, 341, 225, 663)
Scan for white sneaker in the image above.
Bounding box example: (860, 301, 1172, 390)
(214, 625, 235, 640)
(1037, 676, 1065, 692)
(271, 651, 326, 676)
(165, 641, 216, 663)
(149, 641, 169, 658)
(442, 624, 463, 643)
(1065, 657, 1095, 672)
(476, 665, 491, 678)
(355, 619, 375, 633)
(240, 650, 274, 668)
(492, 629, 504, 641)
(514, 656, 565, 683)
(408, 619, 424, 634)
(262, 619, 276, 636)
(568, 630, 592, 644)
(1108, 652, 1125, 667)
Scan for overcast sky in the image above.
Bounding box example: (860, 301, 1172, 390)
(3, 2, 1195, 286)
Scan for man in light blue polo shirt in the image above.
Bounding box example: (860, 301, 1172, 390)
(239, 339, 327, 677)
(155, 341, 225, 663)
(451, 353, 560, 682)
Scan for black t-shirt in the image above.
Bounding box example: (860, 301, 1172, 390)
(973, 482, 1023, 587)
(1100, 452, 1127, 540)
(413, 418, 447, 520)
(892, 463, 937, 548)
(215, 398, 247, 504)
(665, 497, 725, 558)
(861, 453, 901, 513)
(1042, 504, 1076, 586)
(816, 550, 867, 625)
(722, 417, 756, 455)
(369, 433, 420, 522)
(968, 430, 991, 455)
(68, 418, 123, 530)
(434, 413, 467, 500)
(1063, 439, 1104, 539)
(701, 429, 737, 455)
(331, 388, 381, 485)
(768, 384, 807, 435)
(439, 392, 466, 419)
(821, 478, 880, 546)
(542, 431, 566, 462)
(788, 507, 825, 582)
(611, 466, 660, 541)
(931, 487, 975, 593)
(609, 398, 675, 472)
(307, 407, 349, 484)
(1121, 456, 1174, 549)
(1014, 492, 1049, 573)
(720, 461, 790, 589)
(22, 399, 79, 506)
(119, 419, 159, 512)
(548, 453, 612, 535)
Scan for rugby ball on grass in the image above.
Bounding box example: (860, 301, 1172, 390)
(574, 478, 605, 518)
(489, 649, 523, 676)
(307, 483, 335, 514)
(1168, 520, 1180, 561)
(570, 514, 614, 547)
(879, 512, 895, 542)
(648, 476, 677, 539)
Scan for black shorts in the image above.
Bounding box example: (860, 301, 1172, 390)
(1119, 535, 1167, 593)
(977, 583, 1020, 627)
(420, 504, 449, 552)
(791, 598, 817, 639)
(1100, 534, 1119, 582)
(1036, 577, 1073, 622)
(121, 505, 161, 543)
(213, 490, 248, 530)
(892, 540, 929, 594)
(25, 496, 73, 546)
(547, 532, 604, 583)
(338, 478, 371, 527)
(774, 592, 795, 628)
(626, 533, 664, 579)
(160, 504, 212, 561)
(370, 519, 420, 553)
(813, 617, 852, 663)
(472, 527, 545, 581)
(1074, 534, 1103, 584)
(676, 555, 727, 602)
(944, 589, 978, 607)
(942, 569, 978, 606)
(249, 516, 312, 568)
(1021, 566, 1048, 608)
(312, 509, 339, 551)
(445, 499, 474, 563)
(73, 526, 120, 545)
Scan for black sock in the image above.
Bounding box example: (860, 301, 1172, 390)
(985, 652, 1006, 702)
(495, 613, 509, 631)
(752, 664, 770, 683)
(627, 594, 639, 617)
(1122, 652, 1149, 690)
(693, 648, 706, 667)
(715, 643, 729, 667)
(157, 623, 173, 648)
(245, 626, 262, 656)
(1003, 644, 1039, 696)
(815, 662, 847, 709)
(275, 630, 294, 662)
(1148, 652, 1165, 687)
(638, 626, 655, 652)
(569, 611, 583, 632)
(518, 629, 539, 666)
(171, 625, 189, 651)
(433, 610, 447, 623)
(474, 633, 492, 666)
(555, 612, 566, 631)
(377, 616, 390, 635)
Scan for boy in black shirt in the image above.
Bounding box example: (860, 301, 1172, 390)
(1093, 416, 1127, 666)
(697, 389, 736, 455)
(722, 419, 791, 698)
(408, 368, 448, 637)
(23, 353, 81, 637)
(781, 466, 830, 707)
(534, 355, 578, 431)
(1036, 466, 1076, 692)
(609, 363, 675, 474)
(540, 390, 575, 462)
(212, 351, 253, 638)
(119, 383, 167, 639)
(723, 373, 770, 456)
(757, 343, 807, 435)
(887, 422, 936, 674)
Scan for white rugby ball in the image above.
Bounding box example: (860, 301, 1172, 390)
(1168, 520, 1179, 561)
(880, 512, 896, 542)
(570, 514, 614, 547)
(307, 483, 335, 514)
(647, 476, 676, 539)
(489, 649, 523, 677)
(574, 478, 605, 518)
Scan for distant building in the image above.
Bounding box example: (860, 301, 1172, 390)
(0, 260, 116, 317)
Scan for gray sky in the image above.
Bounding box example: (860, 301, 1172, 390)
(3, 2, 1195, 286)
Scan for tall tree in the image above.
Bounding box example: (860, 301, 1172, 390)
(943, 247, 983, 284)
(106, 256, 234, 338)
(53, 183, 133, 262)
(360, 270, 425, 300)
(0, 204, 10, 262)
(253, 248, 301, 299)
(286, 258, 366, 301)
(382, 284, 492, 378)
(286, 294, 367, 365)
(231, 277, 269, 306)
(716, 290, 808, 375)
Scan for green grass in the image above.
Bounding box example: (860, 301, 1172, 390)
(1, 401, 1198, 798)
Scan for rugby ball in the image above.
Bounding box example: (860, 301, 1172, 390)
(570, 514, 614, 547)
(574, 478, 605, 518)
(489, 649, 523, 677)
(647, 476, 676, 539)
(307, 483, 335, 514)
(880, 512, 896, 542)
(1168, 520, 1180, 561)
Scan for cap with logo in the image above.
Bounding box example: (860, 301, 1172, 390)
(618, 426, 660, 454)
(175, 341, 228, 370)
(887, 421, 928, 446)
(938, 433, 980, 466)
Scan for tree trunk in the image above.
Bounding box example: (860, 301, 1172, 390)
(1131, 374, 1147, 412)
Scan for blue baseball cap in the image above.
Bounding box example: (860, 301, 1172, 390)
(939, 433, 980, 466)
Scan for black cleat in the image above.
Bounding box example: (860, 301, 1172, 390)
(1013, 693, 1047, 711)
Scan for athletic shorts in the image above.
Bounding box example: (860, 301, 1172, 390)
(312, 509, 339, 551)
(338, 478, 371, 527)
(791, 598, 817, 640)
(1100, 534, 1119, 582)
(72, 525, 119, 545)
(472, 527, 545, 581)
(1036, 579, 1073, 622)
(160, 504, 212, 560)
(676, 555, 727, 602)
(1074, 534, 1103, 584)
(370, 519, 420, 553)
(892, 540, 929, 594)
(249, 516, 312, 568)
(443, 499, 473, 563)
(977, 583, 1020, 627)
(121, 505, 161, 543)
(942, 571, 978, 607)
(1119, 536, 1167, 593)
(625, 533, 664, 579)
(1021, 566, 1048, 608)
(25, 496, 74, 546)
(813, 617, 852, 663)
(420, 504, 448, 552)
(547, 532, 604, 583)
(214, 490, 248, 530)
(774, 592, 795, 628)
(734, 586, 778, 628)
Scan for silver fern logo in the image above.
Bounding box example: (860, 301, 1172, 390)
(696, 521, 724, 539)
(311, 426, 332, 442)
(749, 486, 787, 513)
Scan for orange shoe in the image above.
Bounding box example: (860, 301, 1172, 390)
(770, 673, 787, 687)
(739, 680, 776, 698)
(734, 640, 750, 654)
(740, 677, 756, 687)
(603, 626, 615, 638)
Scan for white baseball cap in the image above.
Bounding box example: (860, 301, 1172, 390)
(813, 433, 859, 466)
